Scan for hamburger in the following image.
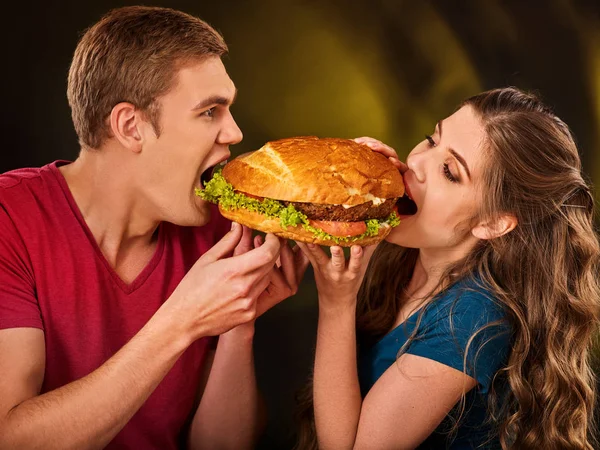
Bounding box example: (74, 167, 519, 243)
(197, 136, 414, 246)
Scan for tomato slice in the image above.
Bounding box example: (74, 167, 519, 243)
(237, 191, 263, 201)
(310, 220, 367, 237)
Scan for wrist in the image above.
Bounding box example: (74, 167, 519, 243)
(149, 302, 195, 354)
(220, 322, 256, 344)
(318, 296, 357, 318)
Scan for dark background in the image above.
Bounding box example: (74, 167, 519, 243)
(2, 1, 599, 448)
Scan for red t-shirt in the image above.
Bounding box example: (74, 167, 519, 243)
(0, 161, 231, 449)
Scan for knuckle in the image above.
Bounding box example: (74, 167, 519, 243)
(222, 266, 237, 280)
(241, 297, 255, 311)
(255, 250, 272, 266)
(234, 282, 251, 298)
(265, 249, 279, 263)
(244, 309, 257, 321)
(281, 285, 293, 298)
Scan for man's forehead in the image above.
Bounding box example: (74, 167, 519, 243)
(170, 58, 236, 103)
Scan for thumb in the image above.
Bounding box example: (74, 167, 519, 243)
(199, 222, 243, 265)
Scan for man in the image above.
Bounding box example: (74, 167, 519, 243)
(0, 6, 308, 449)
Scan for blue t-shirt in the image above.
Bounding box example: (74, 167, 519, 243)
(358, 277, 511, 449)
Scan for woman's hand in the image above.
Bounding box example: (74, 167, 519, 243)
(354, 137, 408, 174)
(296, 243, 377, 311)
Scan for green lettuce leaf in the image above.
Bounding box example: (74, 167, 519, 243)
(196, 169, 401, 244)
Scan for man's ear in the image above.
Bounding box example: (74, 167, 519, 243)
(471, 214, 518, 240)
(109, 102, 144, 153)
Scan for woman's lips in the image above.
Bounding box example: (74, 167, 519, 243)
(403, 173, 414, 202)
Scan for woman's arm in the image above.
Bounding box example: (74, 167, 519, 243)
(188, 325, 265, 450)
(313, 296, 362, 449)
(354, 354, 476, 450)
(298, 244, 374, 449)
(300, 243, 477, 450)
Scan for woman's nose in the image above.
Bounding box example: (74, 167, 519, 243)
(406, 152, 425, 183)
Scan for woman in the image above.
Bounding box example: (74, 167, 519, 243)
(294, 88, 600, 449)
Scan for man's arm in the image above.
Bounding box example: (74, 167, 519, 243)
(189, 230, 309, 450)
(0, 226, 283, 449)
(0, 315, 189, 450)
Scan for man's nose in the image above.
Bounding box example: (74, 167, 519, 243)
(218, 112, 243, 145)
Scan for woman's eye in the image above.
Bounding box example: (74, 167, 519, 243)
(425, 135, 436, 147)
(443, 163, 459, 183)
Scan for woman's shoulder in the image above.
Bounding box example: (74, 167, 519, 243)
(425, 276, 509, 331)
(408, 276, 512, 392)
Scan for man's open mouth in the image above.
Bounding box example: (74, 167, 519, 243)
(199, 160, 228, 190)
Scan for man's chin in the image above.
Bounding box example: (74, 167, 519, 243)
(171, 198, 212, 227)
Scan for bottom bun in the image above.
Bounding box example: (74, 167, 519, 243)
(219, 205, 391, 247)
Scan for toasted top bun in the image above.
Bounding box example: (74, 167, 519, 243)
(219, 204, 392, 247)
(222, 136, 404, 206)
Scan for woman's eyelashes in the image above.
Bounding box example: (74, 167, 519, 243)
(443, 163, 459, 183)
(425, 135, 460, 183)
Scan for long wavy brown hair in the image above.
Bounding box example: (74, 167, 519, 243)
(295, 87, 600, 449)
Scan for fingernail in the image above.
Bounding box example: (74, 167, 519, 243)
(231, 222, 239, 231)
(352, 246, 362, 255)
(308, 243, 316, 249)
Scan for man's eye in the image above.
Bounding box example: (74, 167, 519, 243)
(425, 135, 436, 147)
(202, 107, 216, 118)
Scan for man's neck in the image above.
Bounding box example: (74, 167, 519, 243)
(59, 146, 160, 268)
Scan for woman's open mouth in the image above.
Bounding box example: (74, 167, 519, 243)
(396, 194, 417, 216)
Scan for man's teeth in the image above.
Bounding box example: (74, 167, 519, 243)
(218, 159, 228, 166)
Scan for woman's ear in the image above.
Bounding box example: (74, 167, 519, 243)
(471, 214, 518, 240)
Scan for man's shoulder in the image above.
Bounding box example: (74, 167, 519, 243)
(0, 162, 58, 199)
(0, 166, 44, 190)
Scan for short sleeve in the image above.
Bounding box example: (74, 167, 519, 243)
(405, 291, 511, 394)
(0, 205, 41, 330)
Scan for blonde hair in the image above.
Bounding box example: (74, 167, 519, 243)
(67, 6, 227, 149)
(296, 88, 600, 449)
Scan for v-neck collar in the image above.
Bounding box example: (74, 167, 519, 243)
(50, 161, 166, 294)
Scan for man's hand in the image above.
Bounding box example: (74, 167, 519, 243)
(232, 225, 310, 319)
(162, 223, 283, 340)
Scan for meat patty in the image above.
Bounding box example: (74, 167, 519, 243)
(236, 190, 398, 221)
(286, 198, 398, 222)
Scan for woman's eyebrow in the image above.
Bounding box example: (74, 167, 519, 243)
(438, 119, 472, 181)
